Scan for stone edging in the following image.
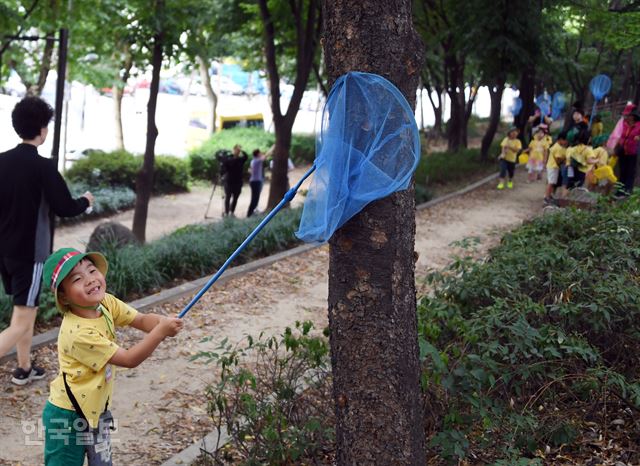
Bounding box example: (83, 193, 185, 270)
(0, 172, 498, 368)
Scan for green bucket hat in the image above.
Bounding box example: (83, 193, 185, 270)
(43, 247, 108, 312)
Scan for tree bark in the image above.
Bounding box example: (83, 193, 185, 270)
(481, 78, 505, 161)
(132, 24, 163, 243)
(322, 1, 426, 464)
(198, 55, 218, 133)
(259, 0, 319, 209)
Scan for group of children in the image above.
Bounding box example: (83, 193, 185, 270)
(498, 107, 619, 204)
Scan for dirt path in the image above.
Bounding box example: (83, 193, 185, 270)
(0, 171, 543, 465)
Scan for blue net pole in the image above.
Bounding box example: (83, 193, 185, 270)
(589, 101, 598, 128)
(177, 163, 317, 319)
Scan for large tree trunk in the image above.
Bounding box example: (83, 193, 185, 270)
(132, 26, 163, 243)
(322, 1, 426, 464)
(481, 78, 506, 161)
(197, 55, 218, 133)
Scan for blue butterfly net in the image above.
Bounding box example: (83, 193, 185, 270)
(296, 72, 420, 243)
(589, 74, 612, 100)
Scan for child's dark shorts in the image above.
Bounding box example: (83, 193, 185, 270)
(0, 257, 43, 307)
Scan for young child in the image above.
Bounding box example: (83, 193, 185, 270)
(497, 127, 522, 190)
(564, 129, 594, 189)
(42, 248, 183, 465)
(524, 127, 548, 182)
(544, 131, 568, 204)
(587, 145, 617, 193)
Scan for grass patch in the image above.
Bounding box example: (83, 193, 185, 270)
(414, 143, 498, 200)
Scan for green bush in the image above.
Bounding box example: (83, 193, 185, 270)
(153, 155, 190, 194)
(65, 150, 189, 194)
(59, 182, 136, 224)
(415, 143, 498, 191)
(194, 321, 333, 465)
(66, 150, 139, 189)
(418, 195, 640, 462)
(188, 128, 315, 181)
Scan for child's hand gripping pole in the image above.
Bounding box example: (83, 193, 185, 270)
(177, 163, 317, 319)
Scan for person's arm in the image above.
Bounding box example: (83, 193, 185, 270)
(128, 312, 162, 333)
(41, 159, 92, 217)
(108, 316, 182, 368)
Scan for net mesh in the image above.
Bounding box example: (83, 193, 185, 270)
(589, 74, 612, 100)
(296, 72, 420, 243)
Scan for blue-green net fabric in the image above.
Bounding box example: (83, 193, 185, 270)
(295, 72, 420, 243)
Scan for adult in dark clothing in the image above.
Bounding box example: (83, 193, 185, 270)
(0, 96, 94, 385)
(615, 104, 640, 197)
(565, 109, 589, 146)
(247, 148, 266, 217)
(217, 144, 248, 217)
(526, 109, 552, 143)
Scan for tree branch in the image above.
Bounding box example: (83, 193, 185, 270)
(0, 0, 41, 60)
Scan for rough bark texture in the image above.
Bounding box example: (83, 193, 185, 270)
(322, 1, 426, 464)
(132, 27, 162, 243)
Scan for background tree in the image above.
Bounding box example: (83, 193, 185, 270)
(256, 0, 321, 209)
(466, 0, 539, 161)
(322, 0, 426, 464)
(130, 0, 194, 242)
(184, 0, 249, 134)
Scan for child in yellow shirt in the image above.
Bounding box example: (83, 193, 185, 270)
(564, 130, 594, 189)
(587, 146, 617, 192)
(497, 127, 522, 190)
(41, 248, 183, 465)
(524, 127, 548, 182)
(544, 131, 568, 204)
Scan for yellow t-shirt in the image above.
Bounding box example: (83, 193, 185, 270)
(566, 144, 594, 174)
(547, 143, 567, 169)
(528, 138, 548, 162)
(591, 147, 608, 168)
(591, 122, 604, 138)
(48, 293, 138, 428)
(500, 137, 522, 163)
